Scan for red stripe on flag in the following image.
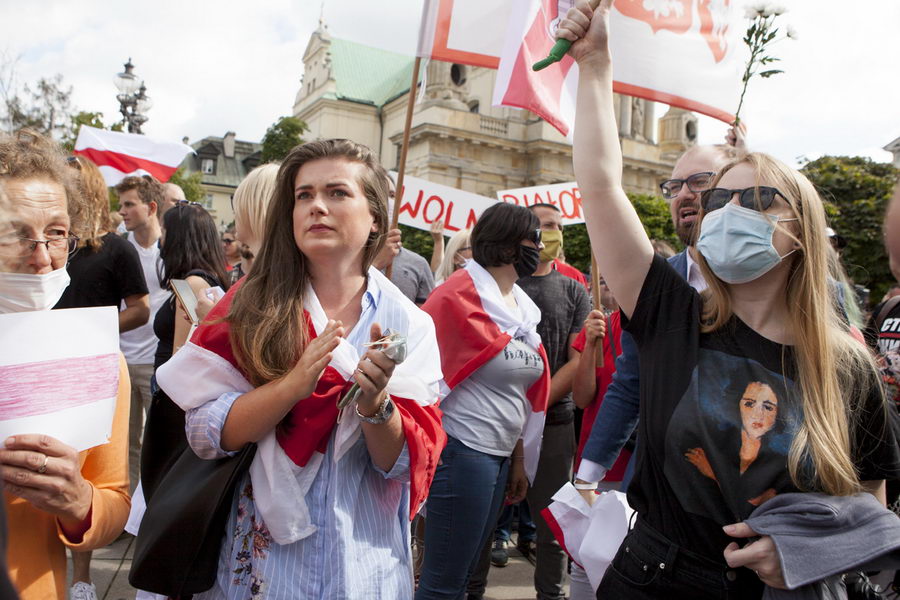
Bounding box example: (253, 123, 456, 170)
(540, 505, 584, 568)
(74, 147, 180, 183)
(0, 353, 119, 419)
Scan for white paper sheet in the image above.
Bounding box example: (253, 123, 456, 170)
(0, 306, 119, 451)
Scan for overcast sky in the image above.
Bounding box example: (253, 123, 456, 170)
(1, 0, 897, 168)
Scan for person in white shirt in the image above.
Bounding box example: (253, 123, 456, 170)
(115, 175, 168, 492)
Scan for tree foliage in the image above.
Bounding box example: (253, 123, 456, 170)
(260, 116, 308, 163)
(168, 167, 205, 204)
(801, 155, 899, 302)
(2, 73, 73, 138)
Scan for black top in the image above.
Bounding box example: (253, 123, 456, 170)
(517, 270, 591, 425)
(153, 271, 221, 370)
(625, 255, 900, 562)
(55, 233, 148, 310)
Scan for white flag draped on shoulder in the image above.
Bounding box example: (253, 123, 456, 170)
(418, 0, 742, 139)
(73, 125, 194, 186)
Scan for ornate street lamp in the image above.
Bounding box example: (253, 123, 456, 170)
(114, 58, 152, 133)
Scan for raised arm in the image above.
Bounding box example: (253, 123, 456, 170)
(560, 0, 653, 317)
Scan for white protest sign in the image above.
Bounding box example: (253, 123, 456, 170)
(0, 306, 119, 451)
(497, 181, 584, 225)
(390, 172, 495, 235)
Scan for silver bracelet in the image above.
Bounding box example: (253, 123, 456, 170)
(356, 395, 395, 425)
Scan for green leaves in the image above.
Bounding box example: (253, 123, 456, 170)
(801, 155, 900, 302)
(260, 116, 309, 163)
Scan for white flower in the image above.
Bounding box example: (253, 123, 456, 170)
(785, 25, 799, 40)
(763, 3, 787, 16)
(744, 2, 768, 18)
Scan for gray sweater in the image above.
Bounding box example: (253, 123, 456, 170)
(744, 492, 900, 599)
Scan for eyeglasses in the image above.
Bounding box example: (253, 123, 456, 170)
(66, 156, 82, 170)
(222, 238, 235, 245)
(659, 172, 716, 200)
(177, 200, 202, 207)
(4, 234, 79, 258)
(700, 186, 787, 214)
(527, 229, 542, 247)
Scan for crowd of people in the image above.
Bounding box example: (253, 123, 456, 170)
(1, 3, 899, 599)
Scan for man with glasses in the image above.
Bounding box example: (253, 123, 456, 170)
(574, 135, 746, 501)
(115, 174, 168, 492)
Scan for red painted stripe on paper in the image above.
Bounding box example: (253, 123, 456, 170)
(0, 353, 119, 419)
(73, 147, 180, 183)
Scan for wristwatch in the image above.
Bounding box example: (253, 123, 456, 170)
(356, 395, 395, 425)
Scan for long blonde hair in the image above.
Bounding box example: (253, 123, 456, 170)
(227, 139, 389, 387)
(696, 152, 883, 496)
(435, 228, 471, 283)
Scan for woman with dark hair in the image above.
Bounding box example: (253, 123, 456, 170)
(416, 202, 551, 599)
(153, 139, 445, 598)
(136, 203, 230, 502)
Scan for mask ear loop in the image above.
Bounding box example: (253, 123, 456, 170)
(772, 216, 802, 260)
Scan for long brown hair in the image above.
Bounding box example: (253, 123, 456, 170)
(227, 139, 389, 386)
(67, 155, 113, 249)
(696, 152, 883, 496)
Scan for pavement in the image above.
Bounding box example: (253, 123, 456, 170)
(67, 535, 561, 600)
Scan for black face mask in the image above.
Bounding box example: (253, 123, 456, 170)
(514, 245, 541, 279)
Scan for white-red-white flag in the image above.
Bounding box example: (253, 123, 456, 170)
(417, 0, 511, 68)
(73, 125, 193, 186)
(494, 0, 743, 138)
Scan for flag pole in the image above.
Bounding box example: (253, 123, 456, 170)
(386, 56, 423, 279)
(590, 254, 605, 368)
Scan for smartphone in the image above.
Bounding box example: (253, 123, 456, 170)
(171, 279, 200, 325)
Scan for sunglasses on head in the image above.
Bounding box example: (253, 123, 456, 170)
(700, 186, 788, 214)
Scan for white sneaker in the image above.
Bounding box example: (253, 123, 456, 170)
(70, 581, 98, 600)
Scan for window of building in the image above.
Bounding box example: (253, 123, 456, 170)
(468, 100, 480, 113)
(451, 64, 466, 86)
(204, 193, 214, 210)
(201, 158, 215, 174)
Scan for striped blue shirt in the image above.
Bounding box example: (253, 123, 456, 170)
(187, 278, 417, 599)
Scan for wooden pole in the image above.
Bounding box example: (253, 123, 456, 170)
(386, 56, 423, 280)
(590, 254, 605, 368)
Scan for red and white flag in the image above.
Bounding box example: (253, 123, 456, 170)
(73, 125, 193, 186)
(422, 260, 550, 482)
(542, 483, 634, 591)
(493, 0, 743, 138)
(0, 307, 120, 451)
(156, 269, 446, 544)
(417, 0, 511, 68)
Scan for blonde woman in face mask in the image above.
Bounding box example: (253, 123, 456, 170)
(558, 2, 900, 598)
(0, 130, 131, 600)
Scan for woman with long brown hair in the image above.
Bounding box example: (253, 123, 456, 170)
(557, 2, 900, 597)
(154, 139, 445, 598)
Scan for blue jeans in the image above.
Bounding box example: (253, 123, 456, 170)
(494, 500, 536, 543)
(416, 437, 510, 600)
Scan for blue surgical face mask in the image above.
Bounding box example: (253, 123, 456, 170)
(696, 203, 798, 284)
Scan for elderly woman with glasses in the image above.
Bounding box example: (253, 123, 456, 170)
(0, 130, 131, 600)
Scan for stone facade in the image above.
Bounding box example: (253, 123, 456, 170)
(292, 23, 699, 199)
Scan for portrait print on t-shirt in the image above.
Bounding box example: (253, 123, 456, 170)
(663, 349, 803, 525)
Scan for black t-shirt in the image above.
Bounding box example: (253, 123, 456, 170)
(153, 271, 221, 370)
(55, 232, 149, 309)
(517, 269, 591, 424)
(625, 255, 900, 562)
(864, 298, 900, 408)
